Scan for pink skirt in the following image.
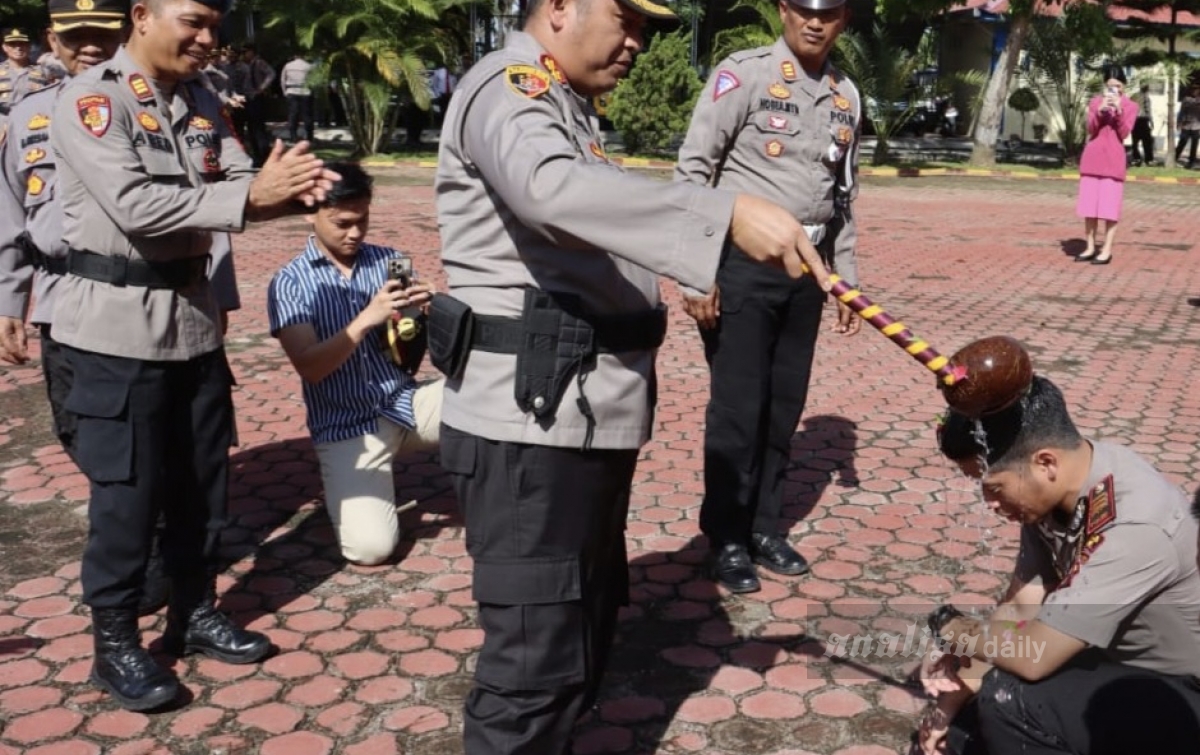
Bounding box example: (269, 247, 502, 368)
(1076, 175, 1124, 222)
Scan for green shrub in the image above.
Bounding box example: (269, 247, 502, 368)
(608, 31, 702, 155)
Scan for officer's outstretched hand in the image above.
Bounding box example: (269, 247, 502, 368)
(246, 140, 341, 221)
(0, 316, 29, 365)
(730, 194, 833, 290)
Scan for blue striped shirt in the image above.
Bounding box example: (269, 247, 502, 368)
(267, 237, 417, 445)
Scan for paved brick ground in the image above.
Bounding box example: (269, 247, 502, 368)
(2, 170, 1199, 755)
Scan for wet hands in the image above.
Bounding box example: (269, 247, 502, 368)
(247, 140, 342, 221)
(730, 194, 833, 290)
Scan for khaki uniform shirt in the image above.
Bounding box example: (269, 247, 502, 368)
(0, 61, 53, 115)
(1016, 441, 1200, 677)
(676, 38, 861, 288)
(0, 82, 243, 326)
(50, 46, 253, 361)
(436, 31, 736, 449)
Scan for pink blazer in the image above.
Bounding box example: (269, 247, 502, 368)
(1079, 95, 1139, 181)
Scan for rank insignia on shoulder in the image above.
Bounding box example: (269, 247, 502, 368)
(539, 54, 566, 86)
(27, 173, 45, 196)
(27, 113, 50, 131)
(189, 115, 214, 131)
(138, 112, 162, 132)
(505, 65, 551, 99)
(713, 69, 740, 101)
(23, 147, 46, 164)
(765, 139, 784, 158)
(768, 82, 790, 100)
(76, 95, 112, 137)
(129, 74, 155, 104)
(1085, 475, 1116, 535)
(780, 61, 797, 82)
(834, 94, 852, 112)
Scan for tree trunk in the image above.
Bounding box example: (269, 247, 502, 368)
(970, 14, 1032, 167)
(1164, 10, 1179, 169)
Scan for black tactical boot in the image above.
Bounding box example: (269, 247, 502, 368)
(90, 608, 180, 711)
(161, 584, 272, 665)
(137, 518, 170, 616)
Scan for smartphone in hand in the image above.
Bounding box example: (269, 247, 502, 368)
(388, 257, 413, 289)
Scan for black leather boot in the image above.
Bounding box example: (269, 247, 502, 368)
(161, 584, 272, 665)
(137, 516, 170, 616)
(90, 608, 179, 711)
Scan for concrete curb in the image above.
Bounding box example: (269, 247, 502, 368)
(371, 157, 1200, 185)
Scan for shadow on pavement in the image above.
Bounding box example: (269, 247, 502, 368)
(211, 438, 453, 622)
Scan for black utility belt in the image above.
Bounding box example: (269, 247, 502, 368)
(472, 310, 667, 355)
(67, 250, 209, 290)
(428, 290, 667, 446)
(31, 251, 67, 276)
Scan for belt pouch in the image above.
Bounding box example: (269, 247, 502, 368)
(427, 293, 474, 380)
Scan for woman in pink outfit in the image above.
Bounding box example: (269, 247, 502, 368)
(1076, 66, 1139, 265)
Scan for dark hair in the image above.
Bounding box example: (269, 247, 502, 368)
(937, 375, 1083, 469)
(1102, 65, 1127, 85)
(318, 162, 374, 207)
(1192, 487, 1200, 523)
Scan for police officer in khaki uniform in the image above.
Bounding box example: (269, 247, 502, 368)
(921, 377, 1200, 755)
(676, 0, 862, 593)
(1, 28, 54, 117)
(434, 0, 837, 752)
(51, 0, 337, 712)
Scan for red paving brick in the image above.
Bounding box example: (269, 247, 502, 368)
(1, 170, 1198, 753)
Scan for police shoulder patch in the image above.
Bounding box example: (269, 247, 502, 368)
(76, 94, 112, 137)
(505, 65, 551, 99)
(713, 70, 740, 101)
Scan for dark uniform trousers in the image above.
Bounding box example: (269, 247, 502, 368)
(441, 424, 639, 755)
(38, 324, 78, 458)
(285, 94, 315, 143)
(63, 345, 234, 610)
(947, 651, 1200, 755)
(698, 246, 826, 546)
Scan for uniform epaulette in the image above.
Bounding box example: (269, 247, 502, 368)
(727, 47, 773, 64)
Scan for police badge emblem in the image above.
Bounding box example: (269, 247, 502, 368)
(76, 95, 112, 137)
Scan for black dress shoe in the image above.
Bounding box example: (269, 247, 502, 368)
(711, 543, 760, 593)
(1091, 254, 1112, 265)
(1075, 251, 1096, 262)
(750, 533, 810, 576)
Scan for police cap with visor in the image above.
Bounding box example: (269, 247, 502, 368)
(3, 28, 30, 43)
(47, 0, 127, 32)
(614, 0, 677, 20)
(783, 0, 847, 9)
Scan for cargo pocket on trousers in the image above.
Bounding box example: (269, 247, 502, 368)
(63, 379, 133, 483)
(472, 558, 586, 689)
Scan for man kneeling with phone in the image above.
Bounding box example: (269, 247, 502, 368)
(268, 162, 442, 564)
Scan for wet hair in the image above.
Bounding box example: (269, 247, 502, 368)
(1102, 65, 1127, 85)
(937, 376, 1083, 471)
(317, 162, 374, 208)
